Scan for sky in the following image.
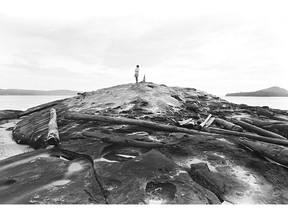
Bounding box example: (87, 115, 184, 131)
(0, 0, 288, 95)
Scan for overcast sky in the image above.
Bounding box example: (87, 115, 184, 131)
(0, 0, 288, 95)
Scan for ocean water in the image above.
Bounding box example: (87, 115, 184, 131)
(0, 95, 75, 111)
(223, 96, 288, 111)
(0, 95, 288, 111)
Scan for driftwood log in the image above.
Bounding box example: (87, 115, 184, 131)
(47, 108, 60, 145)
(241, 117, 282, 127)
(204, 117, 215, 128)
(215, 118, 243, 132)
(65, 113, 213, 136)
(205, 127, 288, 147)
(231, 119, 286, 139)
(238, 138, 288, 168)
(83, 131, 165, 148)
(178, 118, 195, 126)
(200, 114, 212, 128)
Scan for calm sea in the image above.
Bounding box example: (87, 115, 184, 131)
(0, 95, 75, 111)
(223, 96, 288, 111)
(0, 95, 288, 111)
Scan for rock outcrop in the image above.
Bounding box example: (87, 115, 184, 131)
(0, 110, 22, 121)
(1, 82, 288, 204)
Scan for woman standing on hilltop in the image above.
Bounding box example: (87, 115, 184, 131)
(134, 65, 139, 83)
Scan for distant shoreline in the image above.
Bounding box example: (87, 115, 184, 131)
(226, 95, 288, 97)
(226, 86, 288, 97)
(0, 94, 76, 96)
(0, 89, 79, 96)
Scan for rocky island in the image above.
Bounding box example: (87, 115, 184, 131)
(1, 82, 288, 204)
(226, 86, 288, 97)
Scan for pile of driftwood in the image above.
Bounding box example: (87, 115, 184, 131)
(64, 112, 288, 145)
(63, 112, 288, 168)
(37, 107, 288, 168)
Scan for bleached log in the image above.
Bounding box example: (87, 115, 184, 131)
(215, 118, 243, 132)
(64, 113, 213, 136)
(178, 118, 195, 126)
(200, 114, 212, 128)
(205, 127, 288, 147)
(231, 119, 286, 139)
(83, 131, 164, 148)
(47, 108, 60, 145)
(204, 117, 215, 128)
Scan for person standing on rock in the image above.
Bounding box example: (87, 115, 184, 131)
(134, 65, 139, 83)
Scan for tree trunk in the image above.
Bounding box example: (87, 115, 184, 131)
(231, 119, 286, 139)
(205, 127, 288, 147)
(238, 138, 288, 168)
(204, 117, 215, 128)
(83, 131, 164, 148)
(47, 108, 60, 145)
(200, 114, 212, 127)
(215, 118, 243, 132)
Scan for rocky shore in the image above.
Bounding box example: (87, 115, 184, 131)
(1, 82, 288, 204)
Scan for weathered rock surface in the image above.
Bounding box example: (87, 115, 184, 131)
(94, 149, 221, 204)
(0, 110, 22, 121)
(0, 148, 106, 204)
(1, 82, 288, 204)
(163, 133, 288, 204)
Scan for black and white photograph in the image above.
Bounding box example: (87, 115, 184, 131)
(0, 0, 288, 210)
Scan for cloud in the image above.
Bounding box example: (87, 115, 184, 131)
(0, 2, 288, 94)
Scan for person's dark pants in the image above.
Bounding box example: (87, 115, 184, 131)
(135, 75, 138, 83)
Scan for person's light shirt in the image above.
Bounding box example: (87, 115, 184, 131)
(135, 68, 139, 75)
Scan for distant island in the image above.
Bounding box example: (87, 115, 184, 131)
(0, 89, 79, 95)
(226, 86, 288, 97)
